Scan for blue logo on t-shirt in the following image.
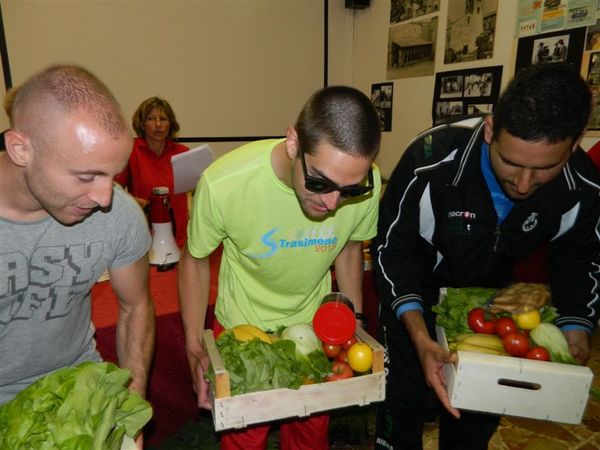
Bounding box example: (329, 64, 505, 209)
(248, 226, 338, 259)
(249, 228, 279, 259)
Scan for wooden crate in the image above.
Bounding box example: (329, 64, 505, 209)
(437, 288, 594, 424)
(203, 327, 385, 431)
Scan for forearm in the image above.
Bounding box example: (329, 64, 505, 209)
(334, 240, 364, 314)
(116, 297, 155, 397)
(401, 309, 435, 357)
(178, 249, 211, 352)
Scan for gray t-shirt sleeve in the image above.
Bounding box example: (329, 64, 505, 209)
(107, 185, 152, 269)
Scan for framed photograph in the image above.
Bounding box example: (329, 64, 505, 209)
(434, 101, 464, 124)
(467, 103, 493, 115)
(387, 17, 438, 80)
(464, 73, 493, 97)
(432, 66, 503, 125)
(370, 82, 394, 132)
(390, 0, 440, 25)
(531, 33, 569, 64)
(586, 52, 600, 131)
(444, 0, 498, 64)
(515, 27, 586, 72)
(587, 52, 600, 86)
(585, 21, 600, 51)
(440, 75, 464, 98)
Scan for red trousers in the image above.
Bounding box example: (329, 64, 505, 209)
(212, 321, 330, 450)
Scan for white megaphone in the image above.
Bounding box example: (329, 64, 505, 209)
(148, 186, 180, 271)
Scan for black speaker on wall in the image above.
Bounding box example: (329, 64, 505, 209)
(345, 0, 370, 9)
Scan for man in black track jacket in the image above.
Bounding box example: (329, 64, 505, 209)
(372, 63, 600, 450)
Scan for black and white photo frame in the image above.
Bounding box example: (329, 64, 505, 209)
(515, 26, 586, 72)
(432, 66, 502, 125)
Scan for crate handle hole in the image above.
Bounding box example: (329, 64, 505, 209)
(497, 378, 541, 390)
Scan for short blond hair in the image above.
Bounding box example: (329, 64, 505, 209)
(131, 96, 180, 139)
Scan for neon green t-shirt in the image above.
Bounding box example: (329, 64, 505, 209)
(187, 139, 380, 331)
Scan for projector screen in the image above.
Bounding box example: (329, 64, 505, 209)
(0, 0, 326, 140)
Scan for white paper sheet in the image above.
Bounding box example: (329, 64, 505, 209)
(171, 144, 214, 194)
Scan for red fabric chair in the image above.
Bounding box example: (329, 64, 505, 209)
(586, 140, 600, 169)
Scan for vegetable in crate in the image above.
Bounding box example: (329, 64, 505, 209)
(530, 323, 578, 365)
(432, 287, 496, 340)
(0, 361, 152, 450)
(467, 307, 497, 334)
(279, 323, 332, 382)
(208, 325, 331, 395)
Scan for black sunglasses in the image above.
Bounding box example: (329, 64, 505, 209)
(299, 148, 374, 198)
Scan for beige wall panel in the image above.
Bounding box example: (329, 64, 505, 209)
(1, 0, 324, 139)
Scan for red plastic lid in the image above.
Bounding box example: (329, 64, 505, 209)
(312, 301, 356, 345)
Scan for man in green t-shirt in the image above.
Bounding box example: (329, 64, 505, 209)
(179, 86, 381, 450)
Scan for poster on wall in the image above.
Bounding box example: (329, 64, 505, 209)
(444, 0, 498, 64)
(515, 26, 586, 71)
(565, 0, 597, 29)
(541, 0, 568, 33)
(390, 0, 440, 25)
(585, 19, 600, 51)
(517, 0, 543, 37)
(386, 16, 438, 80)
(585, 52, 600, 129)
(370, 82, 393, 132)
(516, 0, 597, 36)
(431, 66, 503, 125)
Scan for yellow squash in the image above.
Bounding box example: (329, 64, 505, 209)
(231, 324, 272, 344)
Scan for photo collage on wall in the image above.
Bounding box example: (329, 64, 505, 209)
(380, 1, 600, 132)
(583, 13, 600, 131)
(432, 65, 502, 125)
(371, 82, 394, 132)
(513, 0, 600, 131)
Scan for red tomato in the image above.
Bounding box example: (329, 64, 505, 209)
(495, 317, 517, 337)
(525, 346, 551, 361)
(467, 308, 497, 334)
(326, 361, 354, 381)
(336, 349, 349, 363)
(502, 331, 530, 356)
(322, 343, 341, 359)
(342, 336, 358, 350)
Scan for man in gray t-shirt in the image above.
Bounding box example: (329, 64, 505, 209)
(0, 65, 155, 435)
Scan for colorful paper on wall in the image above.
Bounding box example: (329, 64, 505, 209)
(541, 0, 567, 33)
(565, 0, 598, 29)
(517, 0, 543, 37)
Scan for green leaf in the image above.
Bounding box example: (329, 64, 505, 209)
(0, 362, 152, 449)
(432, 287, 495, 340)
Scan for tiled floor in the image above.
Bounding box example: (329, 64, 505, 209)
(422, 330, 600, 450)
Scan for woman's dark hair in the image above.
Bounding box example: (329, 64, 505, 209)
(295, 86, 381, 159)
(132, 96, 180, 139)
(492, 63, 591, 143)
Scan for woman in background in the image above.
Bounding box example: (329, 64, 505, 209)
(116, 96, 189, 247)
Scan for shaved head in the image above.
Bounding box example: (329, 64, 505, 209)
(11, 65, 128, 147)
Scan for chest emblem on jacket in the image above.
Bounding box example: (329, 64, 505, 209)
(522, 212, 539, 232)
(447, 210, 477, 235)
